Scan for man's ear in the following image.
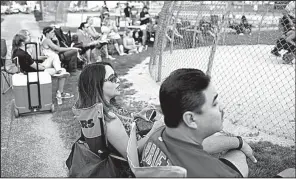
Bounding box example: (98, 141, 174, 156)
(182, 111, 197, 129)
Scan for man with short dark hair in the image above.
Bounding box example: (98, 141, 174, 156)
(141, 68, 257, 177)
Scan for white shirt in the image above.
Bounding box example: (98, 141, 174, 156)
(115, 7, 121, 16)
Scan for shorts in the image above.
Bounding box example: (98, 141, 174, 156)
(219, 158, 243, 177)
(110, 38, 123, 46)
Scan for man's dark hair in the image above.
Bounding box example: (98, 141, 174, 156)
(78, 22, 88, 30)
(159, 68, 211, 128)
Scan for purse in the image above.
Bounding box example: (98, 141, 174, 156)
(66, 117, 120, 177)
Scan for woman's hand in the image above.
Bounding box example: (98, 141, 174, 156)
(133, 105, 156, 121)
(70, 47, 81, 51)
(150, 117, 165, 133)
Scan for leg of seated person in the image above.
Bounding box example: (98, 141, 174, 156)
(220, 150, 249, 177)
(42, 54, 62, 72)
(91, 48, 102, 63)
(44, 68, 57, 76)
(142, 29, 147, 46)
(85, 49, 91, 64)
(129, 49, 138, 54)
(114, 42, 121, 55)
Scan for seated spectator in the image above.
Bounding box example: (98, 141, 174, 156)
(11, 33, 73, 101)
(123, 29, 140, 54)
(230, 15, 252, 35)
(17, 29, 48, 62)
(101, 17, 127, 56)
(132, 29, 143, 51)
(85, 17, 115, 61)
(17, 29, 68, 77)
(72, 62, 164, 176)
(271, 1, 295, 58)
(40, 26, 81, 73)
(76, 22, 111, 63)
(85, 16, 101, 40)
(240, 15, 252, 35)
(140, 68, 258, 177)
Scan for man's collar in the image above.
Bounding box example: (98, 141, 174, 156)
(164, 127, 203, 150)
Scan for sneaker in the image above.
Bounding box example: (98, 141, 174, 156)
(53, 71, 70, 78)
(119, 53, 127, 56)
(60, 92, 74, 99)
(56, 91, 74, 99)
(56, 91, 63, 105)
(107, 55, 116, 60)
(271, 50, 281, 57)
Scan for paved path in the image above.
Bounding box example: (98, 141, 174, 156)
(1, 14, 68, 177)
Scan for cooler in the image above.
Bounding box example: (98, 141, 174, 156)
(12, 72, 54, 116)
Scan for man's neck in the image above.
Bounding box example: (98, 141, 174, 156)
(165, 124, 204, 147)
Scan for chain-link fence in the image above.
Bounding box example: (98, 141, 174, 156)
(149, 1, 295, 141)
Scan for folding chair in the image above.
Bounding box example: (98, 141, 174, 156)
(1, 39, 14, 94)
(127, 122, 187, 177)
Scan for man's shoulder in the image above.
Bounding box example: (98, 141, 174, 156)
(76, 30, 83, 35)
(141, 126, 174, 167)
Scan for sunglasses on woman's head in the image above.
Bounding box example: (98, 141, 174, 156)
(104, 73, 118, 83)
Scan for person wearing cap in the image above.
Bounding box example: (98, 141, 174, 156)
(140, 68, 257, 177)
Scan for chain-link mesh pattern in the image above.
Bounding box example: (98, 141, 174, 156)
(41, 1, 71, 23)
(149, 1, 295, 141)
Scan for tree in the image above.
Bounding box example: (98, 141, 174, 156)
(18, 1, 27, 5)
(1, 1, 11, 6)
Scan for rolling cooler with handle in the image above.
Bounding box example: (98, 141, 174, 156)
(12, 42, 54, 117)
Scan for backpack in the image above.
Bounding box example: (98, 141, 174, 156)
(54, 27, 72, 47)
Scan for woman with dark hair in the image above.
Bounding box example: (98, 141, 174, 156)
(72, 62, 164, 176)
(12, 33, 73, 104)
(40, 26, 80, 73)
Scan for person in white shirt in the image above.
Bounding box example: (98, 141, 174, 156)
(114, 3, 122, 28)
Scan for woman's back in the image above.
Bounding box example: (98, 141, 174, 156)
(72, 103, 122, 156)
(40, 36, 58, 57)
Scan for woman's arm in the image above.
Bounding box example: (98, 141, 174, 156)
(123, 37, 128, 48)
(30, 62, 45, 71)
(45, 39, 76, 52)
(106, 115, 129, 159)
